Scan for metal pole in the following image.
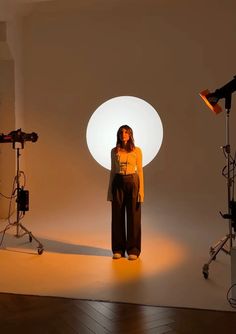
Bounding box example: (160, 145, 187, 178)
(225, 90, 233, 250)
(16, 147, 21, 237)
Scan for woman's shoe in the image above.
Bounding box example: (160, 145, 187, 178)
(113, 253, 122, 259)
(128, 254, 138, 261)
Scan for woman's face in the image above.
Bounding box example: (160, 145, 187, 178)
(119, 128, 130, 143)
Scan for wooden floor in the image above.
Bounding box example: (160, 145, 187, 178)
(0, 293, 236, 334)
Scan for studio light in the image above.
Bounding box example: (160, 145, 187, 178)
(0, 129, 43, 255)
(199, 76, 236, 114)
(0, 128, 38, 149)
(200, 76, 236, 280)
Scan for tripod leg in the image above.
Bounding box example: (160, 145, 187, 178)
(202, 234, 230, 279)
(17, 223, 44, 255)
(209, 234, 231, 257)
(0, 224, 14, 248)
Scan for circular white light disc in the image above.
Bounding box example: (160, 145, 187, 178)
(86, 96, 163, 170)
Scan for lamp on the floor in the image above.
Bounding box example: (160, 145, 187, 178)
(0, 129, 44, 255)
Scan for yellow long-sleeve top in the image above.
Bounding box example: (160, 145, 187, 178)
(107, 146, 144, 202)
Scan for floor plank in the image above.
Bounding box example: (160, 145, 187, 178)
(0, 293, 236, 334)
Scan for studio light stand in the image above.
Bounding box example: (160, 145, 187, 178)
(0, 129, 44, 255)
(202, 97, 235, 278)
(199, 77, 236, 279)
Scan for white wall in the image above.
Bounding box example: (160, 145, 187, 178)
(0, 0, 36, 217)
(18, 0, 236, 250)
(0, 0, 27, 128)
(0, 21, 16, 217)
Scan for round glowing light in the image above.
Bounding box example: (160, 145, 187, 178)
(86, 96, 163, 170)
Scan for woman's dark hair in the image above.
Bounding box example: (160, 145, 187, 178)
(116, 125, 135, 152)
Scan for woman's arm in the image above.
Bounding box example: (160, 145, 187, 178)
(136, 147, 144, 202)
(107, 148, 116, 201)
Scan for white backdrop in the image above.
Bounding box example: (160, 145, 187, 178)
(21, 0, 236, 241)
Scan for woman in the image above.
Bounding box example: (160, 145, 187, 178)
(107, 125, 144, 260)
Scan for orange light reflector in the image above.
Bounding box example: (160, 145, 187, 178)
(199, 89, 222, 114)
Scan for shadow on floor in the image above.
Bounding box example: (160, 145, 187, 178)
(0, 232, 112, 257)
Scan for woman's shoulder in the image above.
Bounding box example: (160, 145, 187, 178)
(134, 146, 142, 153)
(111, 147, 117, 155)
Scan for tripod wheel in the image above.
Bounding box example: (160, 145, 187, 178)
(202, 264, 209, 279)
(38, 248, 44, 255)
(203, 271, 209, 279)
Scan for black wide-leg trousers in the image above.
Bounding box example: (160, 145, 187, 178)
(111, 173, 141, 256)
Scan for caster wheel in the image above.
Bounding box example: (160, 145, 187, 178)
(202, 264, 209, 279)
(29, 235, 32, 243)
(38, 248, 44, 255)
(203, 271, 209, 279)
